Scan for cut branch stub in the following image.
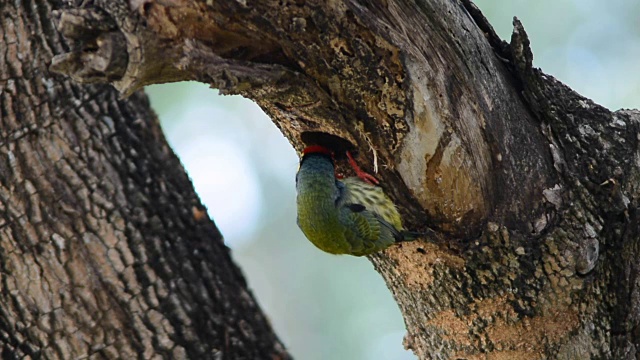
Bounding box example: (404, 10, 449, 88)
(51, 3, 195, 96)
(50, 9, 128, 83)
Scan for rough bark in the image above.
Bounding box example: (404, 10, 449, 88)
(28, 0, 640, 359)
(0, 1, 289, 359)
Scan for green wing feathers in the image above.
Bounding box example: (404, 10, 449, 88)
(340, 207, 381, 255)
(338, 178, 405, 256)
(340, 178, 403, 230)
(296, 154, 419, 256)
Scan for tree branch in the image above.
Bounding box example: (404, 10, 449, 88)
(49, 0, 640, 358)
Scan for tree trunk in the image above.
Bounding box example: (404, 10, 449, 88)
(0, 1, 289, 359)
(18, 0, 640, 359)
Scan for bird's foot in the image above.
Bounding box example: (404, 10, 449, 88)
(346, 151, 379, 185)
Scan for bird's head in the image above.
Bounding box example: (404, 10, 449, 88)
(297, 145, 337, 180)
(300, 145, 334, 165)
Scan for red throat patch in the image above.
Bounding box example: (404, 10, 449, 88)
(303, 145, 333, 156)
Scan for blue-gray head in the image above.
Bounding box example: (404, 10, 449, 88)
(296, 146, 337, 191)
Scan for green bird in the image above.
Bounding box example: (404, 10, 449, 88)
(295, 145, 418, 256)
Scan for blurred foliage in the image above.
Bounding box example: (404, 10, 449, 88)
(145, 1, 638, 359)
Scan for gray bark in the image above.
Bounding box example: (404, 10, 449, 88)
(0, 1, 289, 359)
(27, 0, 640, 359)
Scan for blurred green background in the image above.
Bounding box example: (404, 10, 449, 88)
(145, 1, 639, 359)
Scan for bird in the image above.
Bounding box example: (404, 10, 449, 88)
(295, 145, 419, 256)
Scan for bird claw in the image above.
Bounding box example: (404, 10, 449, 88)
(359, 172, 380, 185)
(346, 151, 379, 185)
